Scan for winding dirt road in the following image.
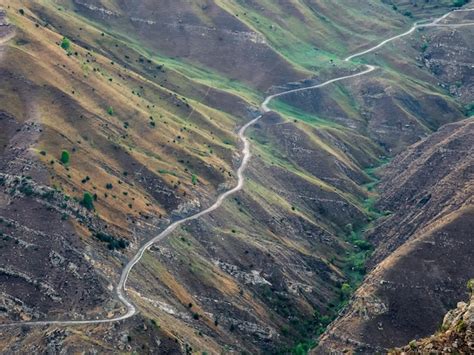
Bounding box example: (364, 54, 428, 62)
(1, 7, 473, 328)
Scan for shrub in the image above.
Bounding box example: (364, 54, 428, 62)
(456, 319, 467, 332)
(82, 192, 94, 210)
(107, 106, 114, 115)
(464, 103, 474, 117)
(60, 37, 71, 51)
(105, 183, 113, 190)
(453, 0, 468, 7)
(467, 279, 474, 294)
(60, 150, 70, 165)
(19, 183, 34, 197)
(340, 283, 352, 299)
(353, 239, 372, 251)
(95, 231, 129, 250)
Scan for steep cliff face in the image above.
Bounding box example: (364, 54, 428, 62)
(391, 289, 474, 354)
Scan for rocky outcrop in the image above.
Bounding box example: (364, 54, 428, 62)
(391, 290, 474, 354)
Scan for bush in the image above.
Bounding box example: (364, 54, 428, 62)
(464, 103, 474, 117)
(353, 239, 372, 251)
(467, 279, 474, 294)
(19, 183, 34, 197)
(60, 150, 70, 165)
(60, 37, 71, 51)
(95, 231, 129, 250)
(453, 0, 468, 7)
(82, 192, 94, 210)
(107, 106, 114, 115)
(340, 283, 352, 299)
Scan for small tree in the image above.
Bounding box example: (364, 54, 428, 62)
(82, 192, 94, 210)
(107, 106, 114, 115)
(60, 150, 70, 165)
(61, 37, 71, 51)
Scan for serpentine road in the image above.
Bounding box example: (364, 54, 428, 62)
(1, 7, 473, 328)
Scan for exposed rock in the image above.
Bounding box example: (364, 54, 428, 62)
(391, 292, 474, 354)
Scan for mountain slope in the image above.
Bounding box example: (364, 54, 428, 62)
(317, 118, 474, 352)
(0, 0, 472, 353)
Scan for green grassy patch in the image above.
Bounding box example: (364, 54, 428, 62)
(269, 99, 343, 128)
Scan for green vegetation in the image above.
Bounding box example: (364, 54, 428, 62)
(269, 99, 342, 128)
(452, 0, 469, 7)
(158, 169, 177, 176)
(60, 150, 70, 165)
(19, 182, 34, 197)
(81, 192, 94, 210)
(191, 174, 198, 185)
(107, 106, 114, 115)
(456, 319, 467, 332)
(60, 37, 71, 51)
(340, 283, 353, 300)
(95, 231, 129, 250)
(464, 102, 474, 117)
(468, 279, 474, 294)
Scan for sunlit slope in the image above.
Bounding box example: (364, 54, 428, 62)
(4, 2, 254, 232)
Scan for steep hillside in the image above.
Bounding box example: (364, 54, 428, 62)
(317, 118, 474, 352)
(0, 0, 472, 353)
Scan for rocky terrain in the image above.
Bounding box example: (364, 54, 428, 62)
(0, 0, 473, 353)
(316, 7, 474, 352)
(317, 118, 474, 352)
(391, 286, 474, 354)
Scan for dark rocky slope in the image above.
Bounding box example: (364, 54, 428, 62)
(317, 118, 474, 353)
(390, 289, 474, 354)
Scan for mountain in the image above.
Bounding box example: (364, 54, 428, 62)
(390, 288, 474, 354)
(317, 117, 474, 353)
(0, 0, 472, 353)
